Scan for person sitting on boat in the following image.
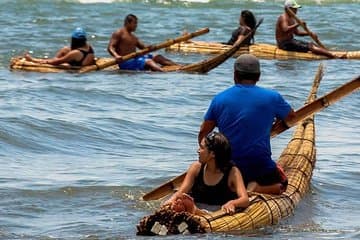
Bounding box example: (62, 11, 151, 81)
(275, 0, 338, 58)
(108, 14, 179, 72)
(198, 54, 296, 195)
(24, 27, 95, 66)
(165, 132, 249, 215)
(225, 10, 257, 46)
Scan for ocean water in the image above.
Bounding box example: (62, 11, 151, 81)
(0, 0, 359, 239)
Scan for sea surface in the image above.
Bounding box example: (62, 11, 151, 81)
(0, 0, 359, 239)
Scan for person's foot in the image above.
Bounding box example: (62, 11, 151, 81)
(24, 53, 32, 61)
(332, 53, 347, 59)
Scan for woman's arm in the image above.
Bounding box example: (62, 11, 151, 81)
(163, 162, 201, 205)
(221, 167, 249, 214)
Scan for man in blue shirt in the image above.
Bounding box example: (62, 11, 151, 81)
(198, 54, 295, 194)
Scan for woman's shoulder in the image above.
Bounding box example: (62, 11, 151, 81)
(229, 165, 241, 176)
(189, 161, 202, 170)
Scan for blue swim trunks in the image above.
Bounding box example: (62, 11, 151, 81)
(118, 54, 153, 71)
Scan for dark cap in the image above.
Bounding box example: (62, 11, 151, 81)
(234, 54, 260, 74)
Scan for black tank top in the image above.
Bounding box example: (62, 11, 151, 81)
(226, 26, 252, 45)
(69, 46, 94, 66)
(190, 164, 238, 205)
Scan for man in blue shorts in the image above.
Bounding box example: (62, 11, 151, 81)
(276, 0, 339, 58)
(108, 14, 179, 71)
(198, 54, 296, 194)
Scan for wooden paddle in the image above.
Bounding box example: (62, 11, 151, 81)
(142, 75, 360, 201)
(177, 18, 263, 73)
(286, 7, 327, 49)
(79, 28, 209, 73)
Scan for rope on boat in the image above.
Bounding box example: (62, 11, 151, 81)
(136, 206, 206, 235)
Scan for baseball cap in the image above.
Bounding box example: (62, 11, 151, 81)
(284, 0, 301, 8)
(234, 54, 260, 74)
(71, 27, 87, 39)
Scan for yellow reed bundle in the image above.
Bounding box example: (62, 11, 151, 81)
(167, 41, 360, 60)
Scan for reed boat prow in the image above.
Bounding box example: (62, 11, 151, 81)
(9, 57, 118, 73)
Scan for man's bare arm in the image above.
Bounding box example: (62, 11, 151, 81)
(280, 15, 299, 33)
(136, 37, 146, 50)
(108, 31, 122, 60)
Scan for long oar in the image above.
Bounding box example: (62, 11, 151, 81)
(79, 28, 209, 73)
(272, 75, 360, 136)
(142, 75, 360, 201)
(178, 18, 263, 73)
(286, 7, 327, 49)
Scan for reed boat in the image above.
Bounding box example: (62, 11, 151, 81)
(9, 40, 245, 74)
(9, 23, 264, 74)
(137, 69, 360, 235)
(9, 44, 235, 74)
(137, 67, 320, 236)
(9, 57, 119, 73)
(166, 41, 360, 60)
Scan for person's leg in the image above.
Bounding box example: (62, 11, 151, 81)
(247, 164, 287, 195)
(55, 46, 71, 58)
(309, 43, 337, 58)
(153, 54, 179, 66)
(247, 181, 283, 195)
(145, 59, 164, 72)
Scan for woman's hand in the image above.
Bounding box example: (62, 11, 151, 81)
(221, 200, 236, 214)
(166, 193, 196, 214)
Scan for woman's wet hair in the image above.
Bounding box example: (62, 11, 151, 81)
(241, 10, 257, 43)
(71, 37, 87, 50)
(124, 14, 137, 25)
(205, 132, 232, 172)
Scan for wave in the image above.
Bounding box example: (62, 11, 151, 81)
(68, 0, 360, 4)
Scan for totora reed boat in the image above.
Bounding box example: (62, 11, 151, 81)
(9, 22, 264, 74)
(9, 42, 240, 74)
(137, 67, 360, 236)
(9, 27, 244, 74)
(166, 41, 360, 60)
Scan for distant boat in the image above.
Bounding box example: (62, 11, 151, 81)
(166, 40, 360, 60)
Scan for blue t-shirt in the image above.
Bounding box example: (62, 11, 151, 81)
(204, 84, 291, 181)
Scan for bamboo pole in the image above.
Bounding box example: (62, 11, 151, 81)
(79, 28, 209, 73)
(177, 18, 263, 73)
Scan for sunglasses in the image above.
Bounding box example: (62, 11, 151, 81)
(205, 132, 217, 151)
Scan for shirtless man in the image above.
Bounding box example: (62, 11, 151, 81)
(276, 0, 338, 58)
(108, 14, 178, 71)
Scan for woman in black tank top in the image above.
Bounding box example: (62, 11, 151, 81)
(165, 132, 249, 215)
(226, 10, 257, 46)
(24, 27, 95, 67)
